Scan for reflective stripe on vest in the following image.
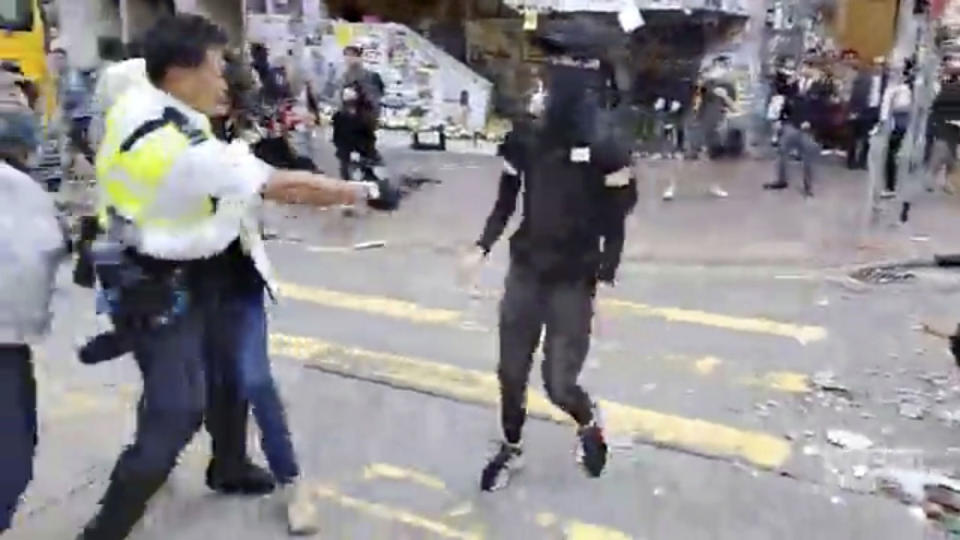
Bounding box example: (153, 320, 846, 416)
(97, 101, 213, 229)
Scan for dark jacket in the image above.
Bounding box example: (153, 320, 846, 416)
(476, 118, 637, 283)
(782, 78, 833, 130)
(332, 107, 376, 160)
(850, 70, 885, 114)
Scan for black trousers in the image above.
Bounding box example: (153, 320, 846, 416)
(81, 289, 252, 539)
(847, 110, 878, 170)
(0, 345, 35, 533)
(498, 263, 596, 445)
(887, 127, 907, 193)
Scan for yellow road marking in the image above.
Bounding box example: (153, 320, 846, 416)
(277, 281, 826, 343)
(743, 371, 811, 394)
(270, 334, 792, 469)
(657, 355, 808, 394)
(600, 298, 827, 344)
(693, 356, 722, 375)
(564, 521, 633, 540)
(314, 484, 481, 540)
(536, 512, 559, 527)
(278, 282, 460, 325)
(446, 502, 473, 518)
(363, 463, 448, 491)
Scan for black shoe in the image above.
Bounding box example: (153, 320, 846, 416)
(764, 182, 788, 190)
(577, 424, 608, 478)
(803, 187, 814, 198)
(480, 442, 523, 492)
(205, 460, 276, 495)
(78, 471, 166, 540)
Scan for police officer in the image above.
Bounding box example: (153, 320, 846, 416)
(463, 18, 638, 492)
(0, 69, 70, 531)
(80, 51, 280, 501)
(79, 15, 381, 539)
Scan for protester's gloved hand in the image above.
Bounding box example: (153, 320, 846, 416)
(597, 265, 616, 286)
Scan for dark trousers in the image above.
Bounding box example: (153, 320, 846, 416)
(777, 124, 820, 192)
(887, 127, 907, 193)
(498, 264, 596, 445)
(220, 288, 298, 483)
(847, 110, 878, 169)
(81, 290, 252, 539)
(0, 345, 35, 532)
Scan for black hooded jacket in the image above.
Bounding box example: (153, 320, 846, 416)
(476, 70, 637, 283)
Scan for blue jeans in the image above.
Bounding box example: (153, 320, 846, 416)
(219, 288, 299, 483)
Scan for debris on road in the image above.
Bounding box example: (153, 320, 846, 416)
(826, 429, 873, 451)
(812, 371, 854, 398)
(354, 240, 387, 250)
(850, 267, 916, 285)
(898, 400, 929, 420)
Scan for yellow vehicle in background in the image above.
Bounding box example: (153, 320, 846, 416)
(0, 0, 54, 120)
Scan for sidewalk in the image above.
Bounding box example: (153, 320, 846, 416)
(289, 134, 960, 269)
(622, 157, 960, 267)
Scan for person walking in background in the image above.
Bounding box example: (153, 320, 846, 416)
(847, 56, 886, 170)
(341, 45, 384, 163)
(687, 57, 733, 198)
(881, 63, 914, 198)
(766, 59, 832, 197)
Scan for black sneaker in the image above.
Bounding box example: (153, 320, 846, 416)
(577, 424, 608, 478)
(205, 460, 276, 495)
(763, 181, 788, 190)
(480, 442, 523, 492)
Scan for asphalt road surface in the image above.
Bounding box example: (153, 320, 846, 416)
(8, 145, 960, 539)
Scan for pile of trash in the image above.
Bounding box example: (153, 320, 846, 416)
(877, 468, 960, 536)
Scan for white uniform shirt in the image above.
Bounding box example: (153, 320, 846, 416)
(102, 83, 278, 293)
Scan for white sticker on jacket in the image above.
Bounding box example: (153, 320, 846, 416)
(605, 168, 631, 187)
(503, 160, 518, 176)
(570, 147, 591, 163)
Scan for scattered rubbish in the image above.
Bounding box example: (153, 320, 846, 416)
(641, 383, 657, 393)
(853, 465, 869, 479)
(653, 487, 664, 497)
(803, 445, 821, 456)
(861, 412, 875, 420)
(804, 430, 816, 439)
(911, 236, 931, 243)
(850, 267, 916, 285)
(827, 429, 873, 451)
(816, 297, 830, 307)
(354, 240, 387, 250)
(876, 469, 960, 506)
(937, 409, 960, 426)
(830, 496, 845, 506)
(929, 479, 960, 509)
(812, 371, 853, 398)
(908, 505, 928, 521)
(899, 401, 929, 420)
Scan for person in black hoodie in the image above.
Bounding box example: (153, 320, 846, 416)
(462, 17, 638, 492)
(765, 59, 833, 197)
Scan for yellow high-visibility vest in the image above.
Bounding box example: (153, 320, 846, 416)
(96, 93, 214, 230)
